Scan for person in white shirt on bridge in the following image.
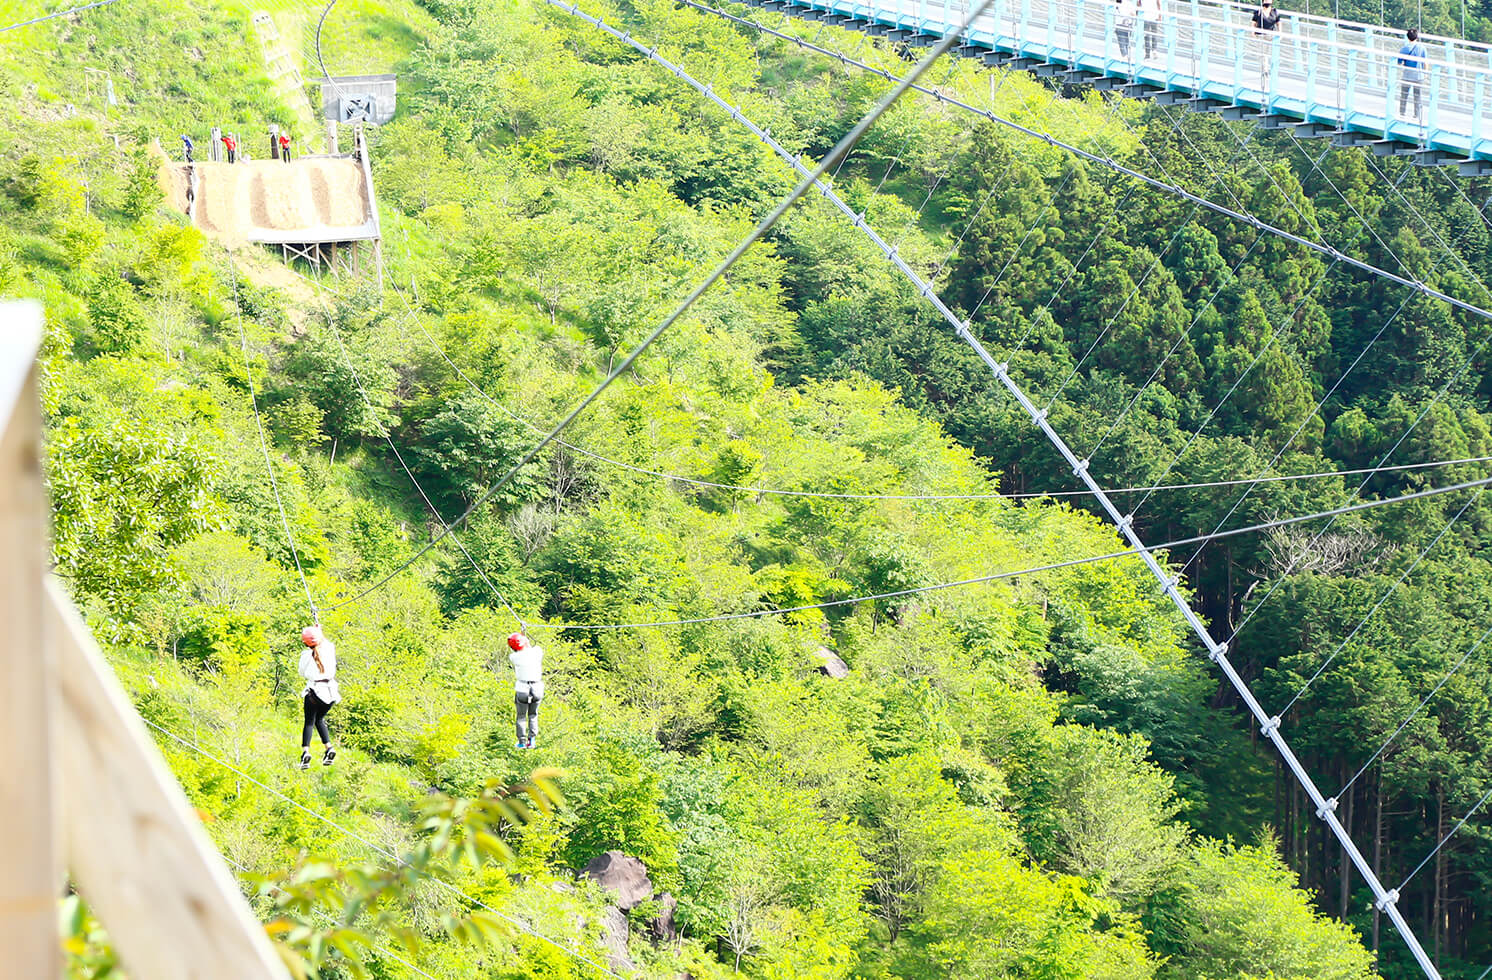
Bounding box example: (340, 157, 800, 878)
(1397, 28, 1428, 122)
(1114, 0, 1136, 61)
(1135, 0, 1162, 61)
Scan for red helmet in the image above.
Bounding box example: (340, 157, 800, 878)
(507, 633, 527, 652)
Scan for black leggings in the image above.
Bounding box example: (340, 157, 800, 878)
(302, 691, 333, 748)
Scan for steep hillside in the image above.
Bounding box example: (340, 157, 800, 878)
(8, 0, 1482, 977)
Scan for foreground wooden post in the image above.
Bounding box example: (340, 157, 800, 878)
(0, 300, 288, 978)
(0, 301, 58, 978)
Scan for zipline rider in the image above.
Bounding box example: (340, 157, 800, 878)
(298, 625, 340, 769)
(509, 632, 544, 750)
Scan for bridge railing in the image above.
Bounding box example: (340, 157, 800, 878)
(817, 0, 1489, 150)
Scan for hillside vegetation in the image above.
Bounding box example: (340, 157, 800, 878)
(3, 0, 1490, 977)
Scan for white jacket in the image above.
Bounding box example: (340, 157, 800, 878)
(300, 641, 340, 704)
(510, 645, 544, 691)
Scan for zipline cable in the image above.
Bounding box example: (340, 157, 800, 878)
(220, 852, 443, 980)
(277, 261, 1492, 510)
(534, 475, 1492, 631)
(358, 273, 1492, 505)
(0, 0, 117, 33)
(307, 278, 528, 629)
(676, 0, 1492, 326)
(325, 0, 993, 613)
(145, 717, 622, 978)
(229, 261, 319, 622)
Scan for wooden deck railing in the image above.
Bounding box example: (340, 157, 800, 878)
(0, 300, 287, 979)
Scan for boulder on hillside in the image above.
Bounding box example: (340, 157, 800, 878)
(582, 851, 654, 910)
(810, 646, 850, 679)
(647, 892, 679, 943)
(599, 905, 634, 972)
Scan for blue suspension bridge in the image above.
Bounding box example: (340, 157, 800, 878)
(737, 0, 1492, 169)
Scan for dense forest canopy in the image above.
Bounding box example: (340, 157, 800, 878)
(3, 0, 1492, 976)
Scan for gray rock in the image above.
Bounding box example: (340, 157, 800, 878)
(811, 646, 850, 679)
(599, 905, 633, 972)
(582, 851, 654, 910)
(647, 892, 679, 944)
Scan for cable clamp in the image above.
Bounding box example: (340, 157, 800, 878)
(1072, 460, 1089, 476)
(995, 361, 1009, 375)
(1206, 639, 1227, 661)
(1316, 797, 1338, 819)
(1376, 889, 1400, 911)
(1260, 715, 1281, 737)
(1115, 515, 1133, 532)
(1035, 407, 1048, 422)
(853, 212, 866, 228)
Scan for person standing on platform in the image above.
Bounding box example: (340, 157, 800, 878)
(1397, 28, 1428, 122)
(221, 132, 237, 164)
(278, 131, 292, 163)
(180, 134, 194, 163)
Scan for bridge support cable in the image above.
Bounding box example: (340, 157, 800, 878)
(1037, 128, 1278, 412)
(303, 276, 529, 630)
(1217, 226, 1492, 646)
(567, 9, 1441, 971)
(1398, 782, 1492, 895)
(679, 0, 1492, 327)
(328, 0, 989, 613)
(228, 261, 320, 622)
(1274, 486, 1485, 715)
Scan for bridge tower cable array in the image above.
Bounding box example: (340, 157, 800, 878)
(555, 3, 1446, 972)
(679, 0, 1492, 324)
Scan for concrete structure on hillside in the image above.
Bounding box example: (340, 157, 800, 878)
(320, 73, 398, 126)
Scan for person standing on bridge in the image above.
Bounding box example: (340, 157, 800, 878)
(180, 134, 194, 163)
(278, 130, 293, 163)
(508, 632, 544, 750)
(1397, 28, 1428, 122)
(298, 625, 340, 769)
(1135, 0, 1162, 61)
(1250, 0, 1281, 92)
(1114, 0, 1135, 61)
(221, 131, 237, 164)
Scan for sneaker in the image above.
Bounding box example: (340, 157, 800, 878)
(515, 740, 527, 750)
(322, 745, 337, 766)
(299, 749, 311, 770)
(526, 738, 537, 750)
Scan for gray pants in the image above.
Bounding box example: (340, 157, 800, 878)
(1399, 81, 1423, 120)
(515, 681, 544, 743)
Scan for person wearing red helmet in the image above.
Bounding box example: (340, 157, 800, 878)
(508, 632, 544, 750)
(298, 624, 340, 769)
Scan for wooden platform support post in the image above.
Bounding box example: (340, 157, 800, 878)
(0, 301, 58, 979)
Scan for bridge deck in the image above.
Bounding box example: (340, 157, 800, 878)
(756, 0, 1492, 164)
